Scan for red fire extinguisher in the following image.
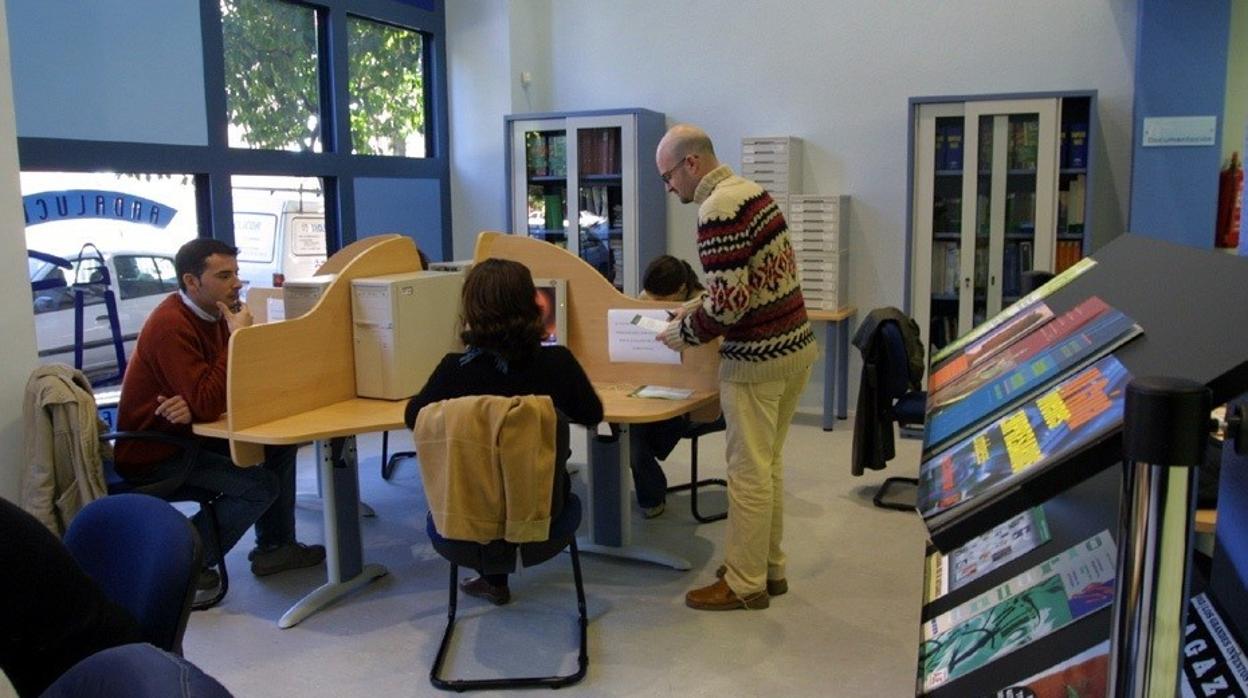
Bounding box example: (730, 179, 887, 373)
(1215, 151, 1242, 248)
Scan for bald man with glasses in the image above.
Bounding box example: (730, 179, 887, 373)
(655, 124, 817, 611)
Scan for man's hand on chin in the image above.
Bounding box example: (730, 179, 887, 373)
(217, 301, 254, 333)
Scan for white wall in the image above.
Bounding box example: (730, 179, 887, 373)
(447, 0, 1138, 409)
(0, 0, 39, 501)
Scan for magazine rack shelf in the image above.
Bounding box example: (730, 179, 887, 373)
(916, 235, 1248, 697)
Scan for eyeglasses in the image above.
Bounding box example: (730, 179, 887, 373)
(660, 156, 688, 184)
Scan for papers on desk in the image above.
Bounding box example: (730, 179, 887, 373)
(607, 309, 681, 364)
(630, 385, 694, 400)
(267, 297, 286, 322)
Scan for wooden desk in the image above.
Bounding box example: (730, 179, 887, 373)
(199, 234, 425, 628)
(195, 398, 406, 628)
(581, 384, 719, 570)
(807, 307, 857, 430)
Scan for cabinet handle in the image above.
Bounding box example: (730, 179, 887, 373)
(964, 277, 971, 288)
(990, 274, 996, 287)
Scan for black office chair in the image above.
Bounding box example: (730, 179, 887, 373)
(665, 415, 728, 523)
(415, 397, 588, 691)
(380, 430, 413, 480)
(63, 494, 201, 655)
(871, 321, 927, 511)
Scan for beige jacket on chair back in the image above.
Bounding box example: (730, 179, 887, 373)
(21, 364, 110, 536)
(414, 395, 557, 544)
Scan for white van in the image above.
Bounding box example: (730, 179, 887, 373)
(233, 200, 327, 288)
(29, 247, 179, 381)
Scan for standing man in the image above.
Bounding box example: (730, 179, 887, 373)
(657, 124, 817, 611)
(115, 238, 324, 593)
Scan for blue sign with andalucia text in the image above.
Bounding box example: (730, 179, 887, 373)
(23, 190, 178, 228)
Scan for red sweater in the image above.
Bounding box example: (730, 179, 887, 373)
(114, 293, 230, 476)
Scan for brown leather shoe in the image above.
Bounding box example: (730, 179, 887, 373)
(685, 578, 769, 610)
(715, 564, 788, 596)
(460, 576, 511, 606)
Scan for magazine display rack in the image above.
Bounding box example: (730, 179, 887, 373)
(916, 235, 1248, 697)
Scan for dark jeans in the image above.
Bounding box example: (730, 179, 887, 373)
(136, 438, 296, 567)
(628, 416, 688, 508)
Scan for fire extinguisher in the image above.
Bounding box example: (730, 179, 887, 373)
(1215, 151, 1242, 248)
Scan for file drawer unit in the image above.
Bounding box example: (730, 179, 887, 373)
(789, 195, 849, 311)
(742, 136, 802, 197)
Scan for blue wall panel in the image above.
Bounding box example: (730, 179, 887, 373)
(353, 177, 443, 261)
(1128, 0, 1231, 248)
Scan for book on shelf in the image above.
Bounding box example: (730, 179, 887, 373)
(923, 507, 1051, 605)
(922, 300, 1140, 456)
(526, 132, 548, 176)
(546, 133, 567, 177)
(1067, 123, 1088, 169)
(1067, 174, 1086, 231)
(946, 123, 964, 171)
(917, 354, 1130, 528)
(929, 300, 1056, 394)
(930, 257, 1097, 366)
(935, 123, 948, 170)
(928, 296, 1110, 410)
(1181, 592, 1248, 697)
(992, 639, 1109, 698)
(918, 530, 1117, 693)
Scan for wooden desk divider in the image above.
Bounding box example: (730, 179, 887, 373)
(473, 231, 721, 421)
(224, 234, 425, 464)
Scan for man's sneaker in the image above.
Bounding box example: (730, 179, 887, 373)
(715, 564, 788, 596)
(460, 576, 510, 606)
(642, 501, 666, 519)
(249, 542, 326, 577)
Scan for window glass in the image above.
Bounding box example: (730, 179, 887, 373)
(347, 15, 426, 157)
(222, 0, 322, 152)
(232, 175, 326, 288)
(20, 171, 197, 382)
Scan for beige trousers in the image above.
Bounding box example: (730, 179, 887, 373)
(719, 365, 811, 595)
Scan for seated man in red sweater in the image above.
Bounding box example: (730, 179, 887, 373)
(115, 238, 324, 592)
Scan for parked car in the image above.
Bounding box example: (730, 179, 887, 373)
(29, 247, 180, 382)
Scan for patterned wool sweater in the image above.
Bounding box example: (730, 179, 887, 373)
(662, 165, 818, 383)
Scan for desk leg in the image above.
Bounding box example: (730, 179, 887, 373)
(278, 437, 388, 629)
(822, 321, 836, 431)
(577, 425, 691, 570)
(837, 319, 850, 420)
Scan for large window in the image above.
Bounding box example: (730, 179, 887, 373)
(15, 0, 449, 384)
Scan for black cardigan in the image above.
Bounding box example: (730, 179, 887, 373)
(404, 346, 604, 430)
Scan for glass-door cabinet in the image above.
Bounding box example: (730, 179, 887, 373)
(507, 109, 666, 296)
(910, 93, 1094, 357)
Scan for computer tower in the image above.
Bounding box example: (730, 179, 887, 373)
(282, 274, 336, 320)
(351, 270, 465, 400)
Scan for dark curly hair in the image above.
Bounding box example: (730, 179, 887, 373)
(459, 258, 545, 363)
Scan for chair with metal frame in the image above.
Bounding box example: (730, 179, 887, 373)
(665, 414, 728, 523)
(415, 396, 588, 692)
(868, 320, 926, 511)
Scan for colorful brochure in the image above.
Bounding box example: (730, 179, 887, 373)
(924, 507, 1051, 604)
(993, 640, 1109, 697)
(929, 301, 1055, 393)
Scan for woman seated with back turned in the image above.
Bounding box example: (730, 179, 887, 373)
(631, 255, 707, 519)
(404, 258, 603, 606)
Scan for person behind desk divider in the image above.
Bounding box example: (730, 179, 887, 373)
(404, 258, 604, 606)
(629, 255, 707, 519)
(115, 239, 325, 600)
(655, 124, 817, 611)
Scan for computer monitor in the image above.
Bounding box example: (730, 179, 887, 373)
(533, 278, 567, 347)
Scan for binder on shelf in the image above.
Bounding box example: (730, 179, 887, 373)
(945, 123, 964, 171)
(526, 132, 547, 176)
(935, 123, 948, 170)
(1067, 122, 1088, 169)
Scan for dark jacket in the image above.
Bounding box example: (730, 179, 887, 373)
(851, 308, 925, 476)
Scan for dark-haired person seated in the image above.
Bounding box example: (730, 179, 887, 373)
(115, 238, 324, 595)
(629, 255, 708, 519)
(405, 258, 603, 605)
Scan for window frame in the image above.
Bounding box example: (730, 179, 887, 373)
(15, 0, 451, 259)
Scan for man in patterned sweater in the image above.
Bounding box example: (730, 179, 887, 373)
(657, 124, 818, 611)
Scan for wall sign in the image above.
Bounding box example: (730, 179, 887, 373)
(1142, 116, 1218, 147)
